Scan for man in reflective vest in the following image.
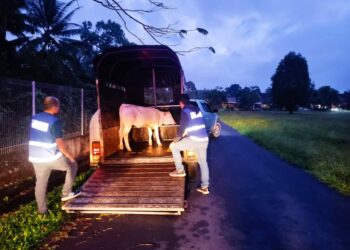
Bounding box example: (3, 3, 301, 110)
(169, 94, 210, 195)
(29, 96, 80, 214)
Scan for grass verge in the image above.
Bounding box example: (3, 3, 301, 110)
(220, 111, 350, 194)
(0, 168, 94, 249)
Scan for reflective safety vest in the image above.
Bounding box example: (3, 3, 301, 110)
(183, 106, 209, 142)
(28, 112, 62, 163)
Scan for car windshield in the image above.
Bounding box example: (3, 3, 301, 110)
(200, 102, 212, 113)
(190, 101, 198, 107)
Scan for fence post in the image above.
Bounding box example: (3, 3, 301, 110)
(32, 81, 36, 116)
(81, 88, 84, 136)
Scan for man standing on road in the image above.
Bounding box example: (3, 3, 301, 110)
(29, 96, 81, 214)
(169, 94, 210, 195)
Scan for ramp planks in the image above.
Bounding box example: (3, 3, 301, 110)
(62, 163, 185, 215)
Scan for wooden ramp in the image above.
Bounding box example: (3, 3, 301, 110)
(104, 141, 174, 165)
(62, 163, 185, 215)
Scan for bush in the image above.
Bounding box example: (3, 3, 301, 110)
(0, 169, 94, 249)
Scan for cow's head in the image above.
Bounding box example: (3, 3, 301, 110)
(163, 111, 176, 125)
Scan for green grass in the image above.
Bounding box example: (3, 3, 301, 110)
(220, 111, 350, 194)
(0, 168, 94, 250)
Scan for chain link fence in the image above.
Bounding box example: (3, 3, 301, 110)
(0, 77, 97, 155)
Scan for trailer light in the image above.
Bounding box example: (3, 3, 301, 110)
(185, 150, 197, 161)
(91, 141, 101, 161)
(187, 151, 195, 157)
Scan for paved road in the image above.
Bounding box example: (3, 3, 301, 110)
(57, 123, 350, 250)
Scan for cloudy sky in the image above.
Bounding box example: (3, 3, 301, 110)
(70, 0, 350, 92)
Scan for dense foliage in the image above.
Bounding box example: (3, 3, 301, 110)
(0, 169, 94, 249)
(0, 0, 132, 87)
(187, 51, 348, 112)
(1, 1, 348, 110)
(271, 52, 312, 113)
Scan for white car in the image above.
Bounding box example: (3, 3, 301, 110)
(190, 99, 221, 138)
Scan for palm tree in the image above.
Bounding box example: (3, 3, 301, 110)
(24, 0, 81, 52)
(16, 0, 92, 86)
(0, 0, 30, 75)
(0, 0, 29, 43)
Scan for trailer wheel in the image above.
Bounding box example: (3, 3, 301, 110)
(212, 122, 221, 138)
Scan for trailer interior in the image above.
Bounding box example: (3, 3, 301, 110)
(62, 46, 187, 215)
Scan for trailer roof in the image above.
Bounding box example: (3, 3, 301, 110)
(93, 45, 182, 80)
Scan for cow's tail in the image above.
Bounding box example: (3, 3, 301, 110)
(118, 104, 125, 150)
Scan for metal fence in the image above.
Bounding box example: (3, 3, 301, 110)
(0, 77, 97, 155)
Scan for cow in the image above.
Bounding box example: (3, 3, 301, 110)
(119, 104, 176, 151)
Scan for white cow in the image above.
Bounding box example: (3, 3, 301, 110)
(119, 104, 176, 151)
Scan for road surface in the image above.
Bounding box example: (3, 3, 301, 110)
(57, 123, 350, 250)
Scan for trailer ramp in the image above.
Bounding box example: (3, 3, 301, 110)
(62, 163, 185, 215)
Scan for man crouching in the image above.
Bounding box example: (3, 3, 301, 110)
(169, 94, 210, 195)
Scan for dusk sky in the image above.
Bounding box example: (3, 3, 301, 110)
(69, 0, 350, 92)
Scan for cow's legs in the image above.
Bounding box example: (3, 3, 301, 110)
(119, 126, 124, 150)
(123, 126, 132, 151)
(154, 126, 162, 146)
(147, 127, 153, 146)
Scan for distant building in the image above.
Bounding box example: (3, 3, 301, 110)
(339, 93, 350, 110)
(252, 101, 262, 111)
(252, 93, 272, 111)
(222, 96, 238, 110)
(259, 93, 272, 110)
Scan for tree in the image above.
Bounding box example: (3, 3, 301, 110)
(78, 19, 133, 81)
(80, 20, 132, 53)
(262, 87, 273, 107)
(250, 85, 261, 96)
(238, 87, 260, 110)
(91, 0, 214, 54)
(24, 0, 81, 52)
(317, 86, 340, 108)
(205, 87, 227, 108)
(341, 91, 350, 110)
(16, 0, 88, 86)
(225, 84, 241, 97)
(0, 0, 26, 40)
(0, 0, 30, 75)
(271, 51, 312, 114)
(184, 81, 197, 97)
(265, 87, 272, 95)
